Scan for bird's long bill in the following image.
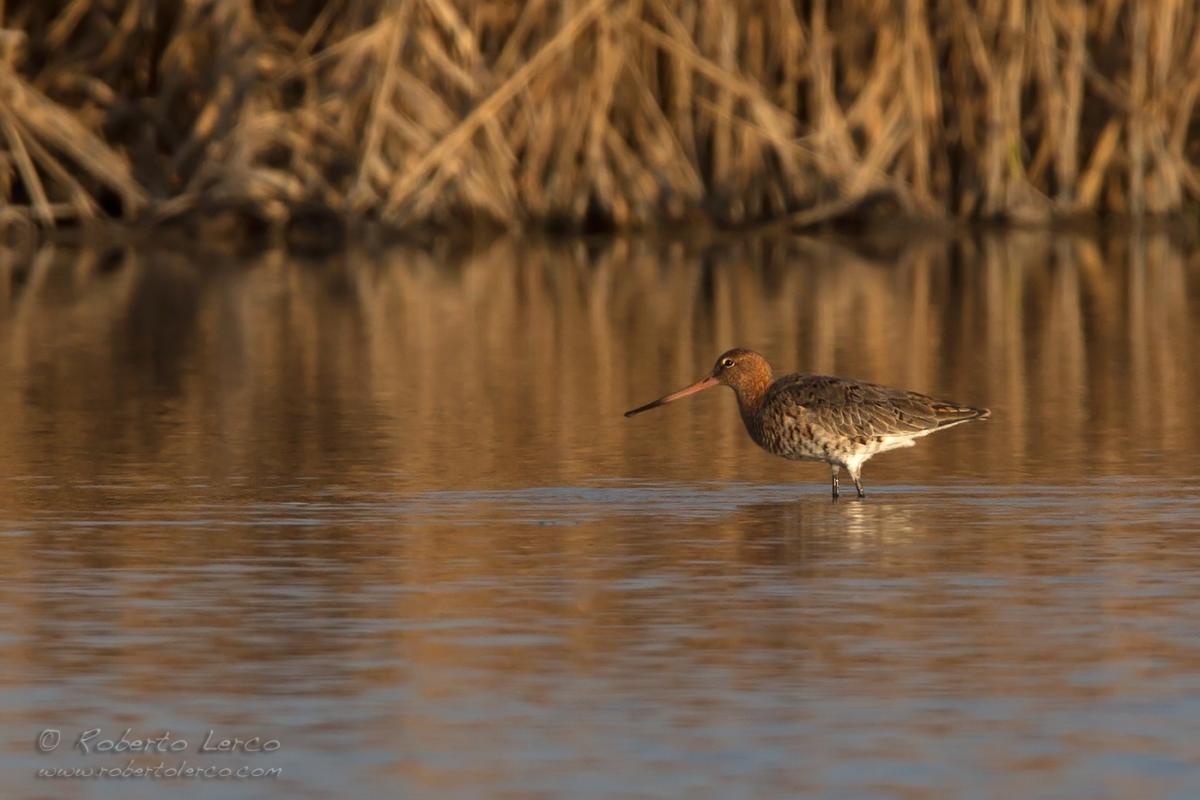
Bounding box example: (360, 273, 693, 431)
(624, 375, 719, 417)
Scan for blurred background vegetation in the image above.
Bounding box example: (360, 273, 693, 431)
(0, 0, 1198, 238)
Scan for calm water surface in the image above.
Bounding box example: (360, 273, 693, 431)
(1, 232, 1199, 799)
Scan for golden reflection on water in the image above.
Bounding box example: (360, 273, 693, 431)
(0, 232, 1198, 798)
(1, 231, 1196, 489)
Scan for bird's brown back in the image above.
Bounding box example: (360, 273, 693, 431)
(763, 374, 989, 442)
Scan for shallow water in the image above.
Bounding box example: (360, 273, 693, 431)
(1, 232, 1199, 798)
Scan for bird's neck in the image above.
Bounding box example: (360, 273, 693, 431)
(732, 372, 773, 420)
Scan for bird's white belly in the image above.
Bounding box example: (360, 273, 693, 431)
(874, 434, 920, 453)
(766, 420, 923, 466)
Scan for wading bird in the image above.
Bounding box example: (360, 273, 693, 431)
(624, 348, 989, 499)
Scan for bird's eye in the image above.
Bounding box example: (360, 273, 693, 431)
(721, 357, 735, 368)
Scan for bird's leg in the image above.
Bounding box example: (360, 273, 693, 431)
(849, 464, 866, 499)
(831, 466, 840, 501)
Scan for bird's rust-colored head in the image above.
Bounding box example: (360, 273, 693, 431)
(623, 348, 775, 417)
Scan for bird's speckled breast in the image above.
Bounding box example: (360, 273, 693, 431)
(741, 386, 895, 466)
(745, 399, 833, 461)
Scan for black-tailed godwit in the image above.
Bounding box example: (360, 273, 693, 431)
(625, 348, 989, 499)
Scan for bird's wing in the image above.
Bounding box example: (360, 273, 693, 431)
(769, 375, 984, 441)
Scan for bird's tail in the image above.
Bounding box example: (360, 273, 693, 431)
(932, 403, 990, 426)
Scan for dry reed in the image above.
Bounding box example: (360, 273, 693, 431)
(1, 1, 1199, 232)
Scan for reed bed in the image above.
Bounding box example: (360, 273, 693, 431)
(1, 1, 1199, 233)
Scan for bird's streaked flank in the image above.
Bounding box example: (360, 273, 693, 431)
(625, 348, 989, 499)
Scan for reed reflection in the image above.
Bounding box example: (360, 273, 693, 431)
(3, 230, 1195, 494)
